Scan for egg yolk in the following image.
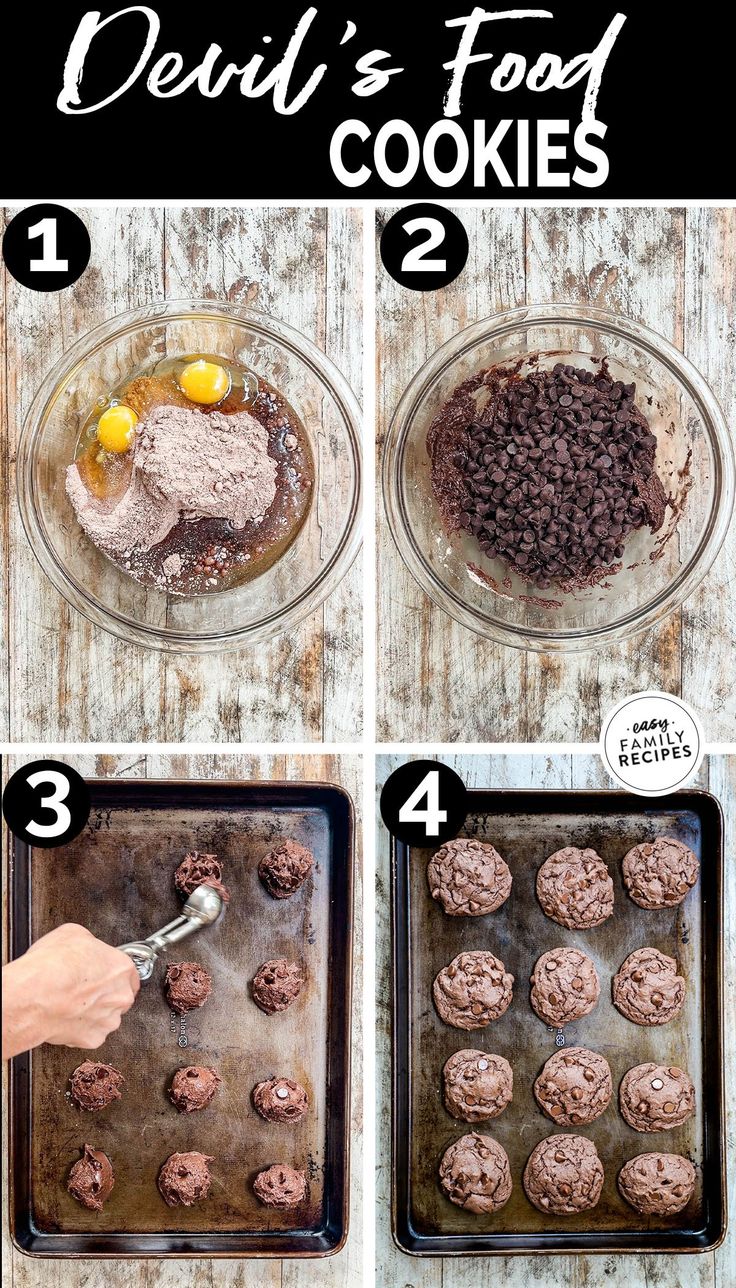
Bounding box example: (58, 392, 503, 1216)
(97, 404, 138, 453)
(178, 359, 231, 405)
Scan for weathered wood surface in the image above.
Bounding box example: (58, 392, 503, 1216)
(1, 207, 363, 742)
(1, 751, 363, 1288)
(376, 208, 736, 742)
(375, 752, 736, 1288)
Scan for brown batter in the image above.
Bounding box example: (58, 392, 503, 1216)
(158, 1151, 214, 1207)
(169, 1066, 222, 1113)
(174, 851, 230, 902)
(67, 1145, 115, 1211)
(253, 1163, 307, 1208)
(164, 961, 213, 1014)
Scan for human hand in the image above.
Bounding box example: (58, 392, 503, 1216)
(3, 923, 140, 1058)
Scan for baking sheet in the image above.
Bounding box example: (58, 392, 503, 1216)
(10, 778, 353, 1257)
(392, 790, 725, 1255)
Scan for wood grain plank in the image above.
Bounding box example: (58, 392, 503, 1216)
(681, 208, 736, 742)
(4, 205, 167, 742)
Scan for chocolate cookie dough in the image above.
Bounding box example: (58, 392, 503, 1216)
(534, 1047, 612, 1126)
(174, 850, 229, 902)
(67, 1145, 115, 1211)
(433, 951, 514, 1030)
(613, 947, 685, 1026)
(622, 837, 700, 909)
(70, 1061, 124, 1111)
(253, 1077, 309, 1123)
(618, 1152, 696, 1215)
(253, 1163, 307, 1208)
(164, 961, 213, 1014)
(169, 1066, 222, 1113)
(439, 1132, 513, 1213)
(442, 1050, 513, 1122)
(252, 958, 304, 1014)
(158, 1151, 214, 1206)
(619, 1062, 696, 1132)
(523, 1134, 604, 1214)
(537, 847, 614, 929)
(530, 948, 600, 1026)
(258, 839, 314, 899)
(427, 359, 667, 590)
(427, 837, 512, 916)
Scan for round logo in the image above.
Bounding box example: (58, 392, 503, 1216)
(2, 204, 91, 291)
(380, 759, 468, 846)
(379, 203, 469, 291)
(3, 760, 91, 847)
(600, 691, 704, 796)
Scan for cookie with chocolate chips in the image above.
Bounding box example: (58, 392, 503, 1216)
(439, 1132, 513, 1213)
(618, 1152, 696, 1215)
(427, 837, 512, 917)
(536, 847, 614, 929)
(622, 837, 700, 909)
(619, 1062, 696, 1132)
(433, 951, 514, 1030)
(534, 1047, 612, 1126)
(613, 947, 685, 1026)
(530, 948, 600, 1026)
(442, 1050, 513, 1121)
(523, 1133, 604, 1214)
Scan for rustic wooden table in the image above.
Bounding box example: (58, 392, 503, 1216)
(0, 207, 363, 743)
(1, 751, 363, 1288)
(376, 752, 735, 1288)
(376, 207, 736, 743)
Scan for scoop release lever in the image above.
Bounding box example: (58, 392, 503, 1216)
(118, 884, 224, 981)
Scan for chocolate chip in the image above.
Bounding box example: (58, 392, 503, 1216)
(431, 361, 666, 588)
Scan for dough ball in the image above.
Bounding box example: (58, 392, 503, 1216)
(67, 1144, 115, 1211)
(169, 1066, 221, 1113)
(158, 1151, 214, 1206)
(252, 958, 304, 1014)
(70, 1061, 124, 1111)
(258, 840, 314, 899)
(164, 961, 213, 1015)
(253, 1077, 309, 1123)
(253, 1163, 307, 1208)
(174, 851, 230, 902)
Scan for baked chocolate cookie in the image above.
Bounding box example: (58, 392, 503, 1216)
(442, 1050, 513, 1121)
(622, 837, 700, 909)
(427, 838, 512, 917)
(536, 847, 614, 929)
(433, 951, 514, 1030)
(523, 1134, 604, 1214)
(533, 1047, 612, 1126)
(253, 1077, 309, 1123)
(253, 1163, 307, 1208)
(530, 948, 600, 1026)
(619, 1062, 696, 1132)
(618, 1152, 696, 1215)
(613, 947, 685, 1026)
(252, 958, 304, 1014)
(439, 1132, 512, 1213)
(69, 1061, 124, 1111)
(258, 839, 314, 899)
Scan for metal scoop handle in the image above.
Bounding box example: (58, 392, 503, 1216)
(118, 883, 224, 981)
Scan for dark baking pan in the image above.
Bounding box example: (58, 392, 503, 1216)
(391, 789, 725, 1256)
(9, 778, 353, 1258)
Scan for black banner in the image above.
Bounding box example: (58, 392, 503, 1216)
(3, 2, 731, 198)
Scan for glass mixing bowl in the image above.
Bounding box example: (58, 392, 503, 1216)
(383, 303, 734, 652)
(18, 300, 362, 653)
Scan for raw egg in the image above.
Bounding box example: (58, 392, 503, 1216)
(179, 359, 231, 405)
(97, 404, 138, 453)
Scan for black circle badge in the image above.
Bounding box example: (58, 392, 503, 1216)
(379, 203, 469, 291)
(3, 760, 91, 848)
(380, 759, 468, 847)
(2, 204, 91, 291)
